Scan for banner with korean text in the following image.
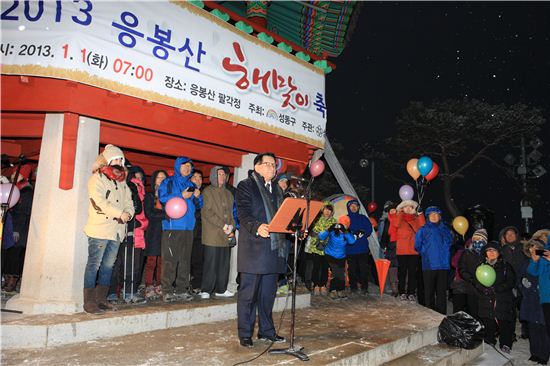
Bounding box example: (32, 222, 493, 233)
(1, 1, 327, 147)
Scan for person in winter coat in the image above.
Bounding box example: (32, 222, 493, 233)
(414, 206, 453, 314)
(159, 156, 203, 302)
(345, 199, 373, 296)
(391, 199, 425, 302)
(190, 170, 204, 293)
(475, 241, 516, 353)
(521, 239, 550, 365)
(199, 166, 236, 299)
(83, 145, 134, 314)
(379, 201, 399, 296)
(458, 229, 488, 319)
(305, 202, 337, 296)
(108, 165, 147, 304)
(143, 170, 167, 299)
(527, 229, 550, 338)
(318, 215, 356, 300)
(236, 152, 287, 348)
(2, 164, 33, 293)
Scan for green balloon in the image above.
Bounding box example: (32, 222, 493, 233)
(476, 264, 496, 287)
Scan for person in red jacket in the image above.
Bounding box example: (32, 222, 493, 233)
(391, 200, 425, 301)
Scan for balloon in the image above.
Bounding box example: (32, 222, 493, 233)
(425, 162, 440, 182)
(417, 156, 433, 177)
(452, 216, 469, 236)
(309, 160, 325, 177)
(0, 183, 20, 209)
(406, 159, 421, 181)
(375, 259, 391, 297)
(399, 185, 414, 200)
(476, 264, 496, 287)
(367, 202, 378, 214)
(165, 197, 187, 219)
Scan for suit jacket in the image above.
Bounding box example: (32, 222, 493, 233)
(236, 171, 285, 274)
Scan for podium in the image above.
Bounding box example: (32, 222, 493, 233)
(268, 197, 323, 361)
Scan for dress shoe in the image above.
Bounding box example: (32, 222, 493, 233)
(239, 337, 253, 348)
(258, 333, 286, 343)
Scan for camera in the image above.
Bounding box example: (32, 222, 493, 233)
(187, 187, 196, 192)
(535, 249, 546, 256)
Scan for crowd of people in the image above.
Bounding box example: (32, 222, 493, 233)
(1, 147, 549, 361)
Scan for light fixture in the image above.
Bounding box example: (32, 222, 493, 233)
(532, 165, 547, 178)
(527, 149, 543, 165)
(359, 159, 369, 168)
(530, 137, 543, 150)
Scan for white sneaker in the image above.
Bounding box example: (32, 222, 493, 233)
(199, 292, 210, 299)
(214, 290, 234, 298)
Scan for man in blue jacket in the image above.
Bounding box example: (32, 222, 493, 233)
(345, 199, 373, 296)
(159, 156, 202, 302)
(236, 152, 287, 348)
(414, 206, 453, 314)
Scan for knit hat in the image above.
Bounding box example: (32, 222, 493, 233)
(338, 215, 350, 229)
(396, 200, 418, 211)
(472, 228, 488, 242)
(278, 174, 289, 182)
(425, 206, 442, 217)
(482, 240, 501, 255)
(102, 144, 125, 166)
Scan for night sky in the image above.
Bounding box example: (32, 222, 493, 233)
(325, 2, 550, 232)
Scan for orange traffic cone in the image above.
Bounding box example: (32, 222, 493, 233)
(375, 259, 391, 298)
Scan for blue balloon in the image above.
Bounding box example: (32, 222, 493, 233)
(417, 156, 433, 177)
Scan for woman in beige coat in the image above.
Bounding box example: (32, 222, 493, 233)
(83, 145, 134, 313)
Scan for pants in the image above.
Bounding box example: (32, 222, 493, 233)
(201, 245, 230, 294)
(110, 239, 144, 295)
(144, 255, 162, 287)
(544, 303, 550, 338)
(397, 255, 419, 296)
(326, 255, 346, 291)
(237, 272, 278, 338)
(528, 322, 550, 362)
(190, 234, 204, 290)
(1, 246, 26, 277)
(389, 268, 398, 293)
(481, 317, 515, 348)
(161, 230, 193, 294)
(423, 269, 448, 314)
(347, 253, 370, 291)
(311, 253, 328, 288)
(452, 292, 479, 318)
(84, 237, 120, 288)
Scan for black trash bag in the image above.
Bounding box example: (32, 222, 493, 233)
(437, 311, 484, 349)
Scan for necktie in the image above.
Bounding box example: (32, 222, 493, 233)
(265, 183, 272, 193)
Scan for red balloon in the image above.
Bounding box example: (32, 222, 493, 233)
(309, 160, 325, 177)
(165, 197, 188, 219)
(425, 162, 439, 182)
(367, 202, 378, 213)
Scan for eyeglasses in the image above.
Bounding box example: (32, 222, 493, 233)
(260, 162, 276, 168)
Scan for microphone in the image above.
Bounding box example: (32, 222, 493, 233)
(290, 175, 309, 182)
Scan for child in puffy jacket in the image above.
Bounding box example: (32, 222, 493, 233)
(318, 216, 356, 300)
(527, 229, 550, 338)
(414, 206, 453, 315)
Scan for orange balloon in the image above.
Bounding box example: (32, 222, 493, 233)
(452, 216, 469, 236)
(406, 159, 421, 180)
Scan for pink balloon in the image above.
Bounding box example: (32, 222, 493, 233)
(0, 183, 20, 209)
(309, 160, 325, 177)
(165, 197, 187, 219)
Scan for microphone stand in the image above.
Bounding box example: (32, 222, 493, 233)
(269, 177, 314, 362)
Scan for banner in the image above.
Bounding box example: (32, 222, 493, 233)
(1, 1, 327, 147)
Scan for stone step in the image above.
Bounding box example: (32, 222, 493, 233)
(465, 343, 514, 366)
(1, 293, 310, 350)
(383, 343, 484, 366)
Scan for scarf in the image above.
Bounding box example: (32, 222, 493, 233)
(251, 172, 287, 258)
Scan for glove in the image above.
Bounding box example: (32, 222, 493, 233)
(356, 230, 365, 238)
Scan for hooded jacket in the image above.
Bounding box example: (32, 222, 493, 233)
(201, 166, 235, 247)
(319, 225, 356, 259)
(305, 204, 338, 255)
(127, 166, 148, 249)
(159, 156, 203, 231)
(391, 210, 425, 255)
(345, 200, 373, 255)
(144, 170, 167, 256)
(414, 212, 453, 271)
(527, 240, 550, 304)
(499, 225, 528, 280)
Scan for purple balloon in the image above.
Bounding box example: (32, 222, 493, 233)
(0, 183, 20, 209)
(399, 185, 414, 201)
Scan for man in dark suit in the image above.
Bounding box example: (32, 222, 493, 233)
(236, 152, 287, 348)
